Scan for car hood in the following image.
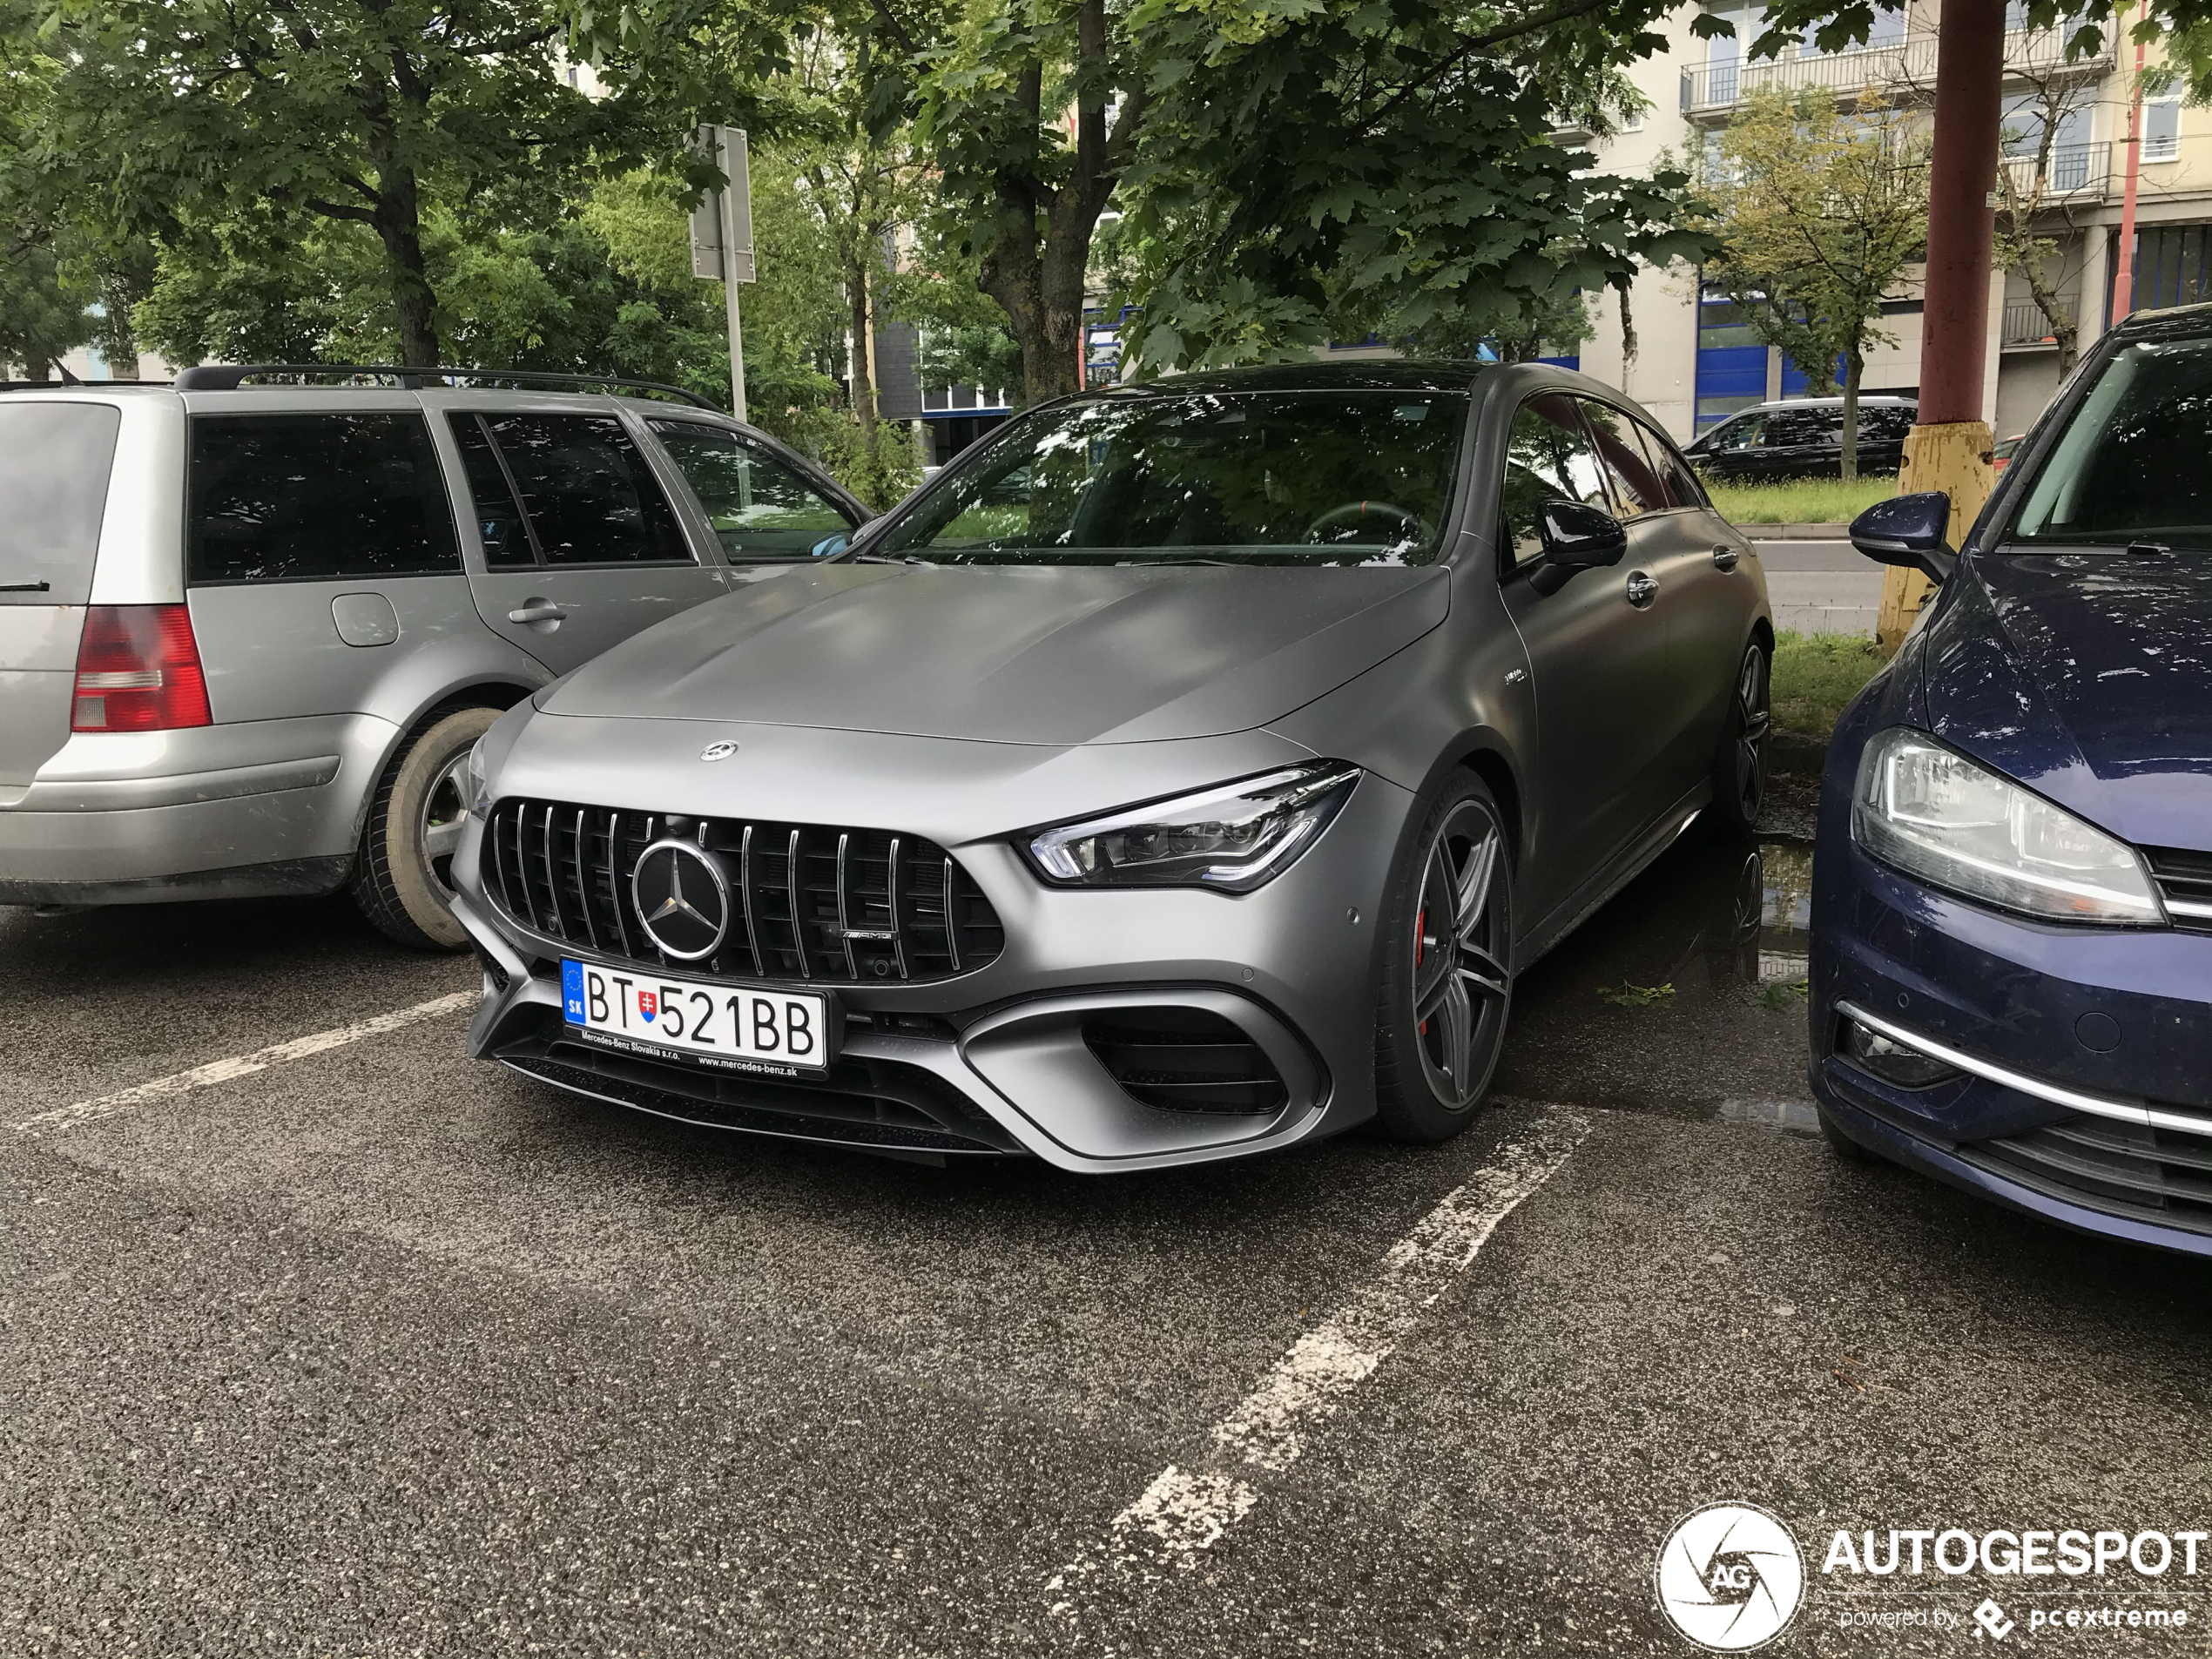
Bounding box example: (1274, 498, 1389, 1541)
(541, 561, 1450, 745)
(1922, 550, 2212, 849)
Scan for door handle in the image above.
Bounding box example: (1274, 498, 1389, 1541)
(1712, 544, 1741, 571)
(1625, 570, 1660, 607)
(507, 598, 568, 626)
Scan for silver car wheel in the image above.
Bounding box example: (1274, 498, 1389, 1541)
(1411, 799, 1512, 1111)
(419, 750, 472, 900)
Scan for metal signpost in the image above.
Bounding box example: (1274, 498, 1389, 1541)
(689, 125, 756, 421)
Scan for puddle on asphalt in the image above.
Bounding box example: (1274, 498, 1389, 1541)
(1493, 833, 1822, 1134)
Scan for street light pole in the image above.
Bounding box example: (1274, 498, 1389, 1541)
(723, 197, 749, 424)
(689, 124, 755, 423)
(1879, 0, 2006, 652)
(2111, 1, 2150, 320)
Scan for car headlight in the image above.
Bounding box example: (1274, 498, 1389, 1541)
(465, 735, 493, 816)
(1025, 763, 1360, 893)
(1851, 729, 2162, 925)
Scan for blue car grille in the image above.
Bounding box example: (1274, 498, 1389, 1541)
(481, 798, 1005, 984)
(1961, 1115, 2212, 1238)
(2145, 846, 2212, 934)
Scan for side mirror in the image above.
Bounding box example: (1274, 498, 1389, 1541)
(1849, 491, 1957, 585)
(1537, 500, 1628, 570)
(810, 532, 851, 558)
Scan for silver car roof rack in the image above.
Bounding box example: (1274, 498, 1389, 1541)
(172, 363, 721, 411)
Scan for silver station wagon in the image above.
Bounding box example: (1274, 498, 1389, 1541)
(0, 367, 867, 947)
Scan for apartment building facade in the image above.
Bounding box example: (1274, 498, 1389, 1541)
(1530, 1, 2210, 444)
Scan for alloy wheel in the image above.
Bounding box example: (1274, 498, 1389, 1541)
(1411, 800, 1512, 1111)
(1733, 647, 1772, 822)
(419, 751, 472, 900)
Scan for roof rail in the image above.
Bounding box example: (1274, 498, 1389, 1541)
(172, 363, 722, 411)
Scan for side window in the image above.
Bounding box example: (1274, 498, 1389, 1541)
(1500, 396, 1601, 571)
(188, 413, 459, 584)
(1862, 406, 1914, 442)
(1635, 418, 1705, 510)
(477, 413, 692, 567)
(1579, 399, 1663, 519)
(448, 415, 536, 570)
(647, 421, 854, 559)
(1764, 408, 1838, 448)
(1712, 412, 1765, 451)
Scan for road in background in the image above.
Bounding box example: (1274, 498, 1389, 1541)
(1754, 539, 1879, 636)
(4, 824, 2207, 1656)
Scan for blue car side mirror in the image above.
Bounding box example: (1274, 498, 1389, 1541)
(1850, 491, 1957, 585)
(810, 533, 851, 558)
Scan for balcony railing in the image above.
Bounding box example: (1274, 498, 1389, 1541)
(2000, 140, 2112, 202)
(2003, 301, 2071, 345)
(1682, 25, 2113, 114)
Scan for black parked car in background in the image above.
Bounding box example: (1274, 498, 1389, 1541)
(1684, 397, 1916, 482)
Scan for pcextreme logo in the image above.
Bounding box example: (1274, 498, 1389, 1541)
(1655, 1502, 1807, 1651)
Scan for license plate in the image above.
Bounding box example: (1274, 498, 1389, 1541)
(561, 960, 833, 1076)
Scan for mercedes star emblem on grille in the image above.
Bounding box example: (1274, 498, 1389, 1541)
(631, 838, 731, 961)
(699, 740, 739, 761)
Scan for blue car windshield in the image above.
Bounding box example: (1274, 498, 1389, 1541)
(2013, 337, 2212, 547)
(874, 389, 1470, 565)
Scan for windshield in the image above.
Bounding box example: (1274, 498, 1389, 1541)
(2013, 336, 2212, 547)
(873, 388, 1470, 565)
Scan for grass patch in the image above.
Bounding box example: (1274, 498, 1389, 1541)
(1772, 629, 1884, 738)
(1703, 475, 1897, 525)
(1598, 981, 1676, 1008)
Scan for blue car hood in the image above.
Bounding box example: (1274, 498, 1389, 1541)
(1922, 551, 2212, 851)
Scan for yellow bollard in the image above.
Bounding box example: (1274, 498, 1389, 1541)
(1878, 420, 1993, 655)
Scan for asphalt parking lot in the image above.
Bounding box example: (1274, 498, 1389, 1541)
(5, 798, 2209, 1656)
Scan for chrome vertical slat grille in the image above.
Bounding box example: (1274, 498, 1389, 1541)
(481, 798, 1004, 984)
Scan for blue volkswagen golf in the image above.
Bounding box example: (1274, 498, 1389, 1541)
(1811, 304, 2212, 1255)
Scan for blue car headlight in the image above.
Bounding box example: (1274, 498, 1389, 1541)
(1025, 763, 1360, 893)
(1851, 729, 2164, 925)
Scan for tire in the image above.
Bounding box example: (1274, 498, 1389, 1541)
(353, 705, 500, 951)
(1372, 773, 1514, 1143)
(1816, 1098, 1875, 1163)
(1706, 640, 1772, 840)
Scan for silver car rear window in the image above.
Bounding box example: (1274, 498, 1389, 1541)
(0, 401, 122, 606)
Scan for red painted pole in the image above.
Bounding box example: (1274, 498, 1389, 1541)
(1918, 0, 2007, 425)
(2111, 3, 2148, 320)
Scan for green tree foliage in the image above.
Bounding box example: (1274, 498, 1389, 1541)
(856, 0, 1703, 401)
(22, 0, 759, 366)
(1696, 88, 1927, 480)
(0, 240, 91, 377)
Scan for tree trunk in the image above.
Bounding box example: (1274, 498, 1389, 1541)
(848, 260, 880, 471)
(365, 124, 439, 368)
(100, 284, 140, 380)
(1840, 345, 1865, 483)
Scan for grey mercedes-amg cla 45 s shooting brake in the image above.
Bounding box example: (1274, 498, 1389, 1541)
(452, 362, 1772, 1171)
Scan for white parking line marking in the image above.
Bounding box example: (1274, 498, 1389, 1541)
(11, 990, 476, 1136)
(1049, 1106, 1590, 1600)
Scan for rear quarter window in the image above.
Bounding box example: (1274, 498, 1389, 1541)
(188, 412, 461, 584)
(0, 402, 122, 606)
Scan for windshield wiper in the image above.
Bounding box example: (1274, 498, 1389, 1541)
(1121, 556, 1237, 567)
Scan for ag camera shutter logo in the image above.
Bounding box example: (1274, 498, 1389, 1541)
(1656, 1502, 1806, 1651)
